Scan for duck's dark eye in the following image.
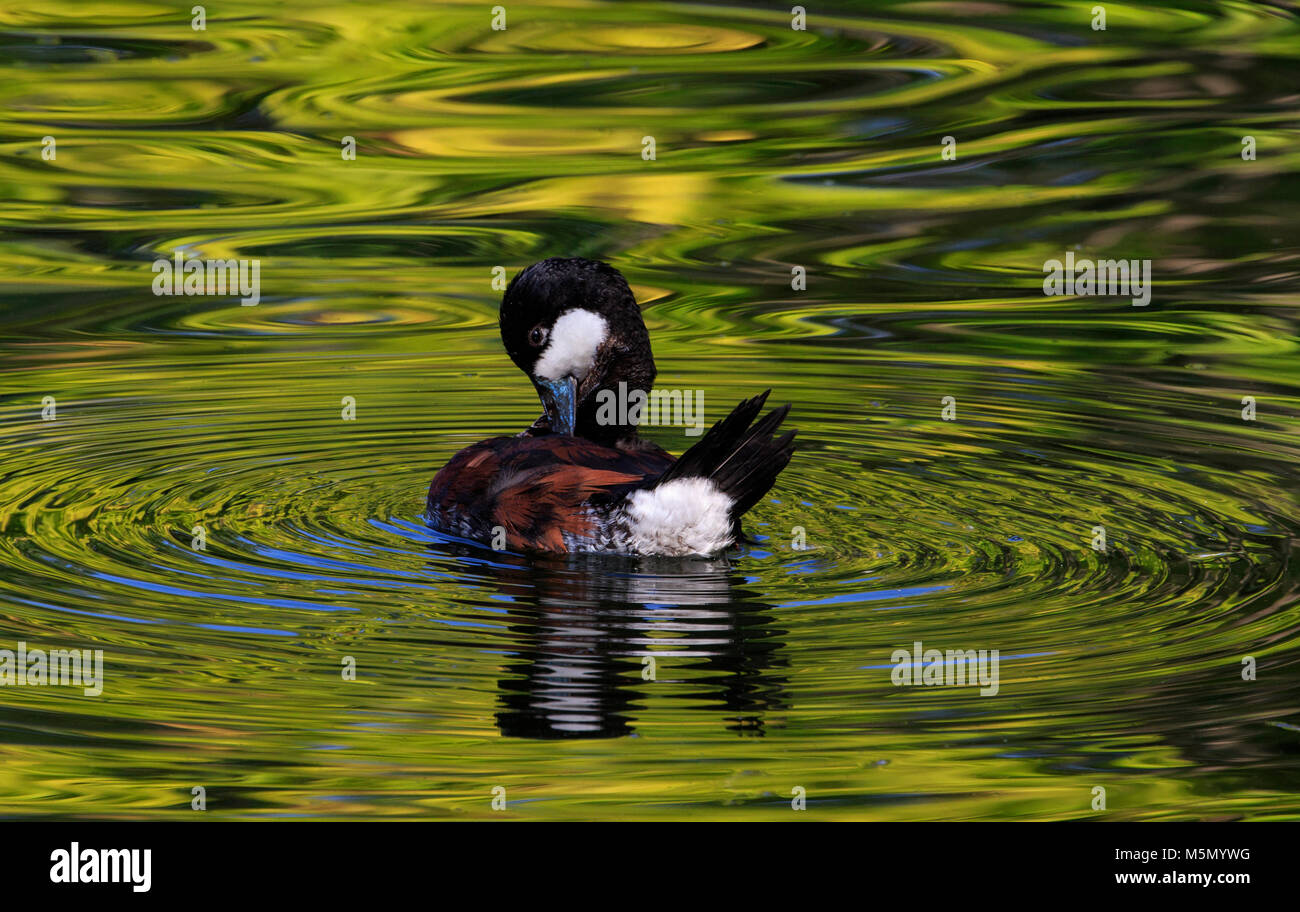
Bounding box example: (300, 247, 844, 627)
(528, 325, 548, 347)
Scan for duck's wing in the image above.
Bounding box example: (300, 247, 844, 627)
(426, 435, 673, 552)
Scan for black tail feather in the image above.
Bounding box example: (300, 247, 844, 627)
(723, 428, 796, 520)
(655, 390, 771, 487)
(656, 389, 795, 525)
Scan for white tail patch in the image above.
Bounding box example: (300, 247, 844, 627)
(624, 477, 734, 556)
(534, 309, 608, 381)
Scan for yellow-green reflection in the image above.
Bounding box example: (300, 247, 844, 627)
(0, 0, 1298, 820)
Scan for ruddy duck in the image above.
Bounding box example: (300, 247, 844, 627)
(426, 257, 795, 556)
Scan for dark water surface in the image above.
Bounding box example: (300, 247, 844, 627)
(1, 1, 1298, 819)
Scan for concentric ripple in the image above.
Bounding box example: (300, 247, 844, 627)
(1, 0, 1299, 820)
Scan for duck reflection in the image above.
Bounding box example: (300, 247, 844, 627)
(433, 541, 788, 739)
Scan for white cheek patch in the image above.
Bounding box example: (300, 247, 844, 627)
(534, 309, 608, 381)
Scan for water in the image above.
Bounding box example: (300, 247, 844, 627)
(1, 0, 1298, 820)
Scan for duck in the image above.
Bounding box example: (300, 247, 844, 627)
(426, 257, 795, 556)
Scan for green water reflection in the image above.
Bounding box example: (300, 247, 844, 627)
(0, 0, 1298, 820)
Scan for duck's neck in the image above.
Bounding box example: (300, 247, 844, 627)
(574, 350, 658, 445)
(575, 380, 645, 445)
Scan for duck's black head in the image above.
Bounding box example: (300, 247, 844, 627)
(500, 257, 656, 443)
